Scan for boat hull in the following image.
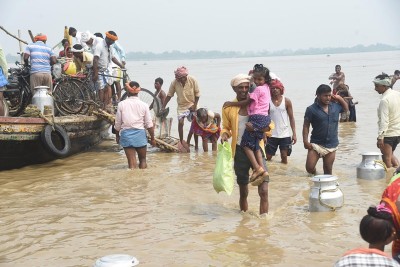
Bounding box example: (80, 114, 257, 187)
(0, 116, 110, 170)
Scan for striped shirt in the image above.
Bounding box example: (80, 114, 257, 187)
(24, 41, 55, 74)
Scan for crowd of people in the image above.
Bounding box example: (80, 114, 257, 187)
(2, 28, 400, 265)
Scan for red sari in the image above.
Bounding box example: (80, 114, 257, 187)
(381, 174, 400, 260)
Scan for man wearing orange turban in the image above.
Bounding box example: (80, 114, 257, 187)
(266, 79, 297, 164)
(91, 30, 125, 112)
(24, 33, 57, 93)
(160, 66, 201, 148)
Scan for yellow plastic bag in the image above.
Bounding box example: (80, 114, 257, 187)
(213, 142, 234, 195)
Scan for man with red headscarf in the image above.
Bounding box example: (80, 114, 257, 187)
(90, 30, 125, 112)
(161, 66, 200, 146)
(114, 81, 156, 169)
(24, 33, 57, 92)
(266, 79, 297, 164)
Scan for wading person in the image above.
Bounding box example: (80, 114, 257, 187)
(266, 79, 297, 164)
(329, 65, 345, 94)
(161, 66, 200, 147)
(220, 74, 270, 215)
(114, 81, 156, 169)
(302, 84, 348, 175)
(373, 73, 400, 169)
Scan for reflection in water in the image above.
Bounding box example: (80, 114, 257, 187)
(1, 51, 399, 266)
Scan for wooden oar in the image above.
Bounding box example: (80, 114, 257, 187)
(0, 26, 28, 44)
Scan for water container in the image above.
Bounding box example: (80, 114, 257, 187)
(309, 175, 344, 212)
(357, 152, 386, 180)
(32, 86, 54, 115)
(93, 254, 139, 267)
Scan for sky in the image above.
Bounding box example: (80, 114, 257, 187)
(1, 0, 400, 55)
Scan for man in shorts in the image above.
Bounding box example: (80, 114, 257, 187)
(221, 74, 271, 215)
(89, 31, 125, 112)
(161, 66, 200, 144)
(266, 79, 297, 164)
(302, 84, 348, 175)
(373, 73, 400, 169)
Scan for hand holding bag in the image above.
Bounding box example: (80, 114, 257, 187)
(213, 142, 234, 195)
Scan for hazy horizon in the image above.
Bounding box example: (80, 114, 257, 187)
(2, 0, 400, 55)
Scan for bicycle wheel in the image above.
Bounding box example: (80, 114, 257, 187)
(121, 88, 161, 115)
(53, 80, 85, 115)
(69, 78, 95, 114)
(5, 86, 30, 117)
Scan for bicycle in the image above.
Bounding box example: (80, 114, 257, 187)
(3, 61, 32, 117)
(52, 75, 87, 116)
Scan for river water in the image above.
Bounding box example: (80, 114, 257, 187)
(1, 51, 399, 266)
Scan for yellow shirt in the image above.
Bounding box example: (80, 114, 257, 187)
(73, 52, 93, 73)
(167, 75, 200, 113)
(221, 98, 274, 157)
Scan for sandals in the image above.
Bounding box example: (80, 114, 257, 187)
(249, 167, 269, 186)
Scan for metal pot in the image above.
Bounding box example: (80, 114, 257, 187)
(357, 152, 386, 180)
(32, 86, 54, 115)
(309, 175, 344, 212)
(93, 254, 139, 267)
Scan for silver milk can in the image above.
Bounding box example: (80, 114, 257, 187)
(309, 175, 344, 212)
(356, 152, 386, 180)
(32, 86, 54, 115)
(93, 254, 139, 267)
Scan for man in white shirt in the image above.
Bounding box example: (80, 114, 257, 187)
(87, 31, 125, 112)
(373, 73, 400, 169)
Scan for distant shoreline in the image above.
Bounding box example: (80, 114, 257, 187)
(6, 43, 399, 62)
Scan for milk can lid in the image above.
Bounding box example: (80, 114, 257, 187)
(310, 174, 338, 182)
(34, 86, 50, 89)
(93, 254, 139, 267)
(360, 152, 382, 156)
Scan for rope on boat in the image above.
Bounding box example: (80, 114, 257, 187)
(20, 104, 55, 128)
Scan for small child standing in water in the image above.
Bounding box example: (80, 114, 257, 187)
(224, 64, 271, 185)
(187, 108, 221, 152)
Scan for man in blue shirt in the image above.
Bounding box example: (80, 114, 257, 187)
(302, 84, 348, 175)
(24, 33, 57, 92)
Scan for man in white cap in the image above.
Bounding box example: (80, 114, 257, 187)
(220, 74, 271, 215)
(373, 73, 400, 169)
(71, 44, 93, 73)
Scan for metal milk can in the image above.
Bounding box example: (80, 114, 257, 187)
(309, 175, 344, 212)
(32, 86, 54, 115)
(356, 152, 386, 180)
(93, 254, 139, 267)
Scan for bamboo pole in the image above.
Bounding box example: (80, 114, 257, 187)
(0, 26, 28, 44)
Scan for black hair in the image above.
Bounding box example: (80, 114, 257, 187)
(252, 64, 272, 85)
(129, 81, 140, 87)
(155, 77, 163, 85)
(196, 108, 208, 118)
(360, 206, 394, 244)
(68, 27, 76, 35)
(375, 73, 390, 80)
(107, 30, 117, 37)
(72, 44, 83, 50)
(61, 39, 69, 46)
(94, 32, 104, 39)
(394, 70, 400, 75)
(315, 84, 332, 95)
(335, 65, 341, 68)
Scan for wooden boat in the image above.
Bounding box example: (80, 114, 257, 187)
(0, 115, 110, 170)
